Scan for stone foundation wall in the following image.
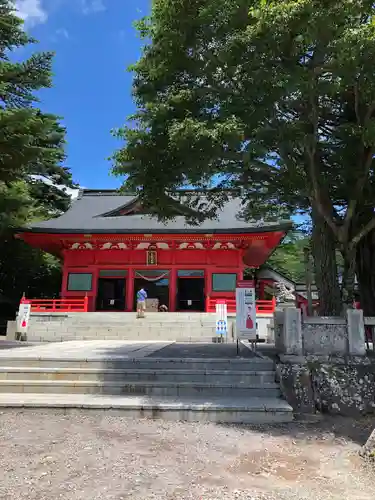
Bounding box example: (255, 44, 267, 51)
(7, 312, 237, 343)
(277, 355, 375, 416)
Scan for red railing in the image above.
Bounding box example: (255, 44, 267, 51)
(23, 296, 89, 313)
(206, 297, 276, 315)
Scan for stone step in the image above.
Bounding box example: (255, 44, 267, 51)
(0, 367, 276, 384)
(0, 380, 281, 397)
(37, 324, 221, 330)
(1, 357, 274, 371)
(0, 393, 293, 424)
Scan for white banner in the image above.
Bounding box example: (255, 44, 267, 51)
(215, 301, 228, 336)
(17, 301, 31, 334)
(236, 281, 257, 340)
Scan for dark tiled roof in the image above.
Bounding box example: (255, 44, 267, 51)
(19, 189, 293, 235)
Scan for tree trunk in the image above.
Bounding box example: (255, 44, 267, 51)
(311, 206, 341, 315)
(356, 229, 375, 315)
(340, 246, 356, 309)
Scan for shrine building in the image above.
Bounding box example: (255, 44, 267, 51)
(17, 189, 292, 313)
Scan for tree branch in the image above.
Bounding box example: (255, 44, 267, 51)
(352, 215, 375, 247)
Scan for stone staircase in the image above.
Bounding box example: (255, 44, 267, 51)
(0, 342, 293, 424)
(15, 312, 236, 343)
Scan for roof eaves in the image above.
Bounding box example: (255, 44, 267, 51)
(16, 221, 293, 235)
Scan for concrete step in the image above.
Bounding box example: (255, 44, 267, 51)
(0, 380, 281, 397)
(0, 393, 293, 424)
(0, 367, 276, 384)
(0, 357, 274, 371)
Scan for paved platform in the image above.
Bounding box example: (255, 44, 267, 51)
(0, 340, 173, 361)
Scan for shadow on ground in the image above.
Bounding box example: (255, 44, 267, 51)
(0, 340, 41, 350)
(217, 415, 375, 447)
(146, 342, 257, 359)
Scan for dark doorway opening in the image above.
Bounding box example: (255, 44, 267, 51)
(133, 277, 170, 311)
(96, 278, 126, 311)
(177, 277, 205, 311)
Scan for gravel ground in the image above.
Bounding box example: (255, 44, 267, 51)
(0, 410, 374, 500)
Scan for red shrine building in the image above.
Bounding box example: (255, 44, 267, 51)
(17, 190, 292, 313)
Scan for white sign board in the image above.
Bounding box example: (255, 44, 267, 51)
(215, 301, 228, 336)
(17, 301, 31, 334)
(236, 280, 257, 340)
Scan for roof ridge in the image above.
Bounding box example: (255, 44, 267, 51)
(81, 189, 137, 197)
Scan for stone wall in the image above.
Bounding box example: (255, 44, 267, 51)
(302, 317, 348, 355)
(274, 308, 375, 416)
(277, 355, 375, 416)
(274, 308, 366, 356)
(7, 312, 237, 343)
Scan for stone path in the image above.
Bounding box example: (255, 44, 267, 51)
(0, 340, 172, 361)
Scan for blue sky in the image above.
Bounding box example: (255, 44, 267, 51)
(15, 0, 151, 190)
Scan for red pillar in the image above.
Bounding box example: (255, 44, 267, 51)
(126, 269, 134, 311)
(61, 264, 69, 298)
(169, 269, 177, 312)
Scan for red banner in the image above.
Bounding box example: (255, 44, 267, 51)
(237, 280, 255, 288)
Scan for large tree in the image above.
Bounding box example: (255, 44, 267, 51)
(0, 0, 73, 195)
(113, 0, 375, 313)
(0, 0, 75, 304)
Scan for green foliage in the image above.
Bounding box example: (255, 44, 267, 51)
(0, 1, 75, 305)
(0, 1, 73, 192)
(113, 0, 375, 304)
(267, 234, 308, 283)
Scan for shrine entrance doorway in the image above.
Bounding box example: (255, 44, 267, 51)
(133, 270, 170, 311)
(177, 270, 205, 312)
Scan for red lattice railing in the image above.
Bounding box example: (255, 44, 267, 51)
(23, 297, 89, 313)
(206, 297, 276, 315)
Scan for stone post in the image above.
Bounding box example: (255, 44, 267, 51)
(283, 307, 303, 355)
(274, 310, 285, 352)
(347, 309, 366, 356)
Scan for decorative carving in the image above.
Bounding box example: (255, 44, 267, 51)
(178, 242, 204, 250)
(100, 242, 112, 250)
(70, 242, 94, 250)
(98, 242, 127, 250)
(202, 240, 215, 250)
(213, 242, 236, 250)
(156, 242, 169, 249)
(124, 241, 137, 250)
(111, 243, 127, 250)
(275, 282, 295, 302)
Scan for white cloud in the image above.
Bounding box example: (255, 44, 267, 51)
(55, 27, 69, 40)
(81, 0, 105, 15)
(14, 0, 47, 26)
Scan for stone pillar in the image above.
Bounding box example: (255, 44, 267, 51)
(347, 309, 366, 356)
(283, 307, 303, 355)
(274, 310, 285, 352)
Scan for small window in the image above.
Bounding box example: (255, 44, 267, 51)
(177, 270, 204, 277)
(212, 273, 237, 292)
(67, 273, 92, 291)
(99, 270, 128, 277)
